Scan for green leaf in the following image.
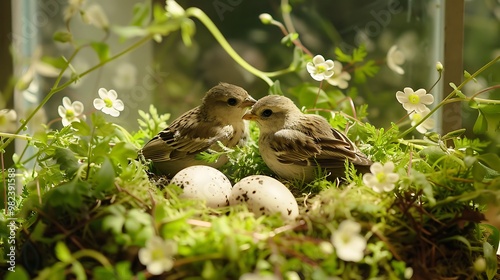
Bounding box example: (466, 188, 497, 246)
(353, 60, 379, 83)
(5, 266, 30, 280)
(334, 47, 351, 63)
(55, 242, 72, 263)
(93, 157, 115, 196)
(91, 42, 110, 62)
(477, 153, 500, 172)
(71, 120, 91, 136)
(483, 242, 497, 280)
(54, 148, 79, 178)
(473, 111, 488, 134)
(441, 128, 466, 140)
(110, 142, 138, 167)
(45, 179, 92, 209)
(131, 2, 151, 26)
(438, 235, 472, 252)
(449, 82, 466, 98)
(352, 44, 368, 62)
(53, 31, 72, 43)
(281, 32, 299, 47)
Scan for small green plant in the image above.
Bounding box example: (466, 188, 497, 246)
(1, 1, 499, 279)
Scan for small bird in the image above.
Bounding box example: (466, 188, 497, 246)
(141, 83, 257, 176)
(242, 95, 372, 182)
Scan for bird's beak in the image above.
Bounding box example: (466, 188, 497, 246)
(239, 96, 257, 108)
(242, 112, 258, 120)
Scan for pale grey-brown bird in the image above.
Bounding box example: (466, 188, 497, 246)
(243, 95, 372, 182)
(141, 83, 257, 176)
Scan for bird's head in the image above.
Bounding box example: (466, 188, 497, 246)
(202, 82, 257, 120)
(243, 95, 301, 133)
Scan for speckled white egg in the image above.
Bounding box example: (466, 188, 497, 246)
(170, 165, 232, 208)
(229, 175, 299, 220)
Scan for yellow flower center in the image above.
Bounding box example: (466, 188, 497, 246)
(412, 112, 423, 122)
(151, 248, 164, 260)
(376, 172, 386, 183)
(66, 108, 75, 118)
(104, 98, 113, 108)
(408, 94, 420, 104)
(317, 65, 327, 73)
(0, 115, 6, 125)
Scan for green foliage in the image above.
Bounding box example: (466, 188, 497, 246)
(1, 1, 499, 279)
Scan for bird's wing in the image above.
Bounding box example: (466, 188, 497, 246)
(141, 108, 234, 162)
(268, 129, 322, 166)
(272, 117, 371, 168)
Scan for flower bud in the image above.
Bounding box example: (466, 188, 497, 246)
(436, 61, 444, 72)
(259, 13, 273, 24)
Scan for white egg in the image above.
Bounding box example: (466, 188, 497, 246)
(170, 165, 232, 208)
(229, 175, 299, 220)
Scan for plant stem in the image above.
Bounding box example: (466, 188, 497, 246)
(186, 8, 276, 86)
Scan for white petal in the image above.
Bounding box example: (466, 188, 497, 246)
(312, 55, 325, 64)
(310, 73, 325, 81)
(419, 94, 434, 105)
(61, 118, 70, 127)
(386, 173, 400, 183)
(306, 63, 316, 74)
(113, 100, 124, 111)
(147, 261, 164, 275)
(58, 105, 67, 118)
(414, 88, 427, 96)
(325, 60, 334, 70)
(72, 101, 85, 115)
(138, 248, 152, 264)
(62, 97, 72, 108)
(93, 98, 105, 110)
(107, 89, 118, 100)
(98, 88, 108, 99)
(383, 162, 395, 172)
(370, 162, 384, 174)
(403, 87, 414, 95)
(395, 91, 408, 104)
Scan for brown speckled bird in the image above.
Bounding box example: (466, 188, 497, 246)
(243, 95, 372, 182)
(141, 83, 257, 176)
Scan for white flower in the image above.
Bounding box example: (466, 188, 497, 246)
(306, 55, 335, 81)
(93, 88, 124, 117)
(0, 109, 17, 133)
(82, 4, 109, 29)
(138, 236, 177, 275)
(326, 61, 351, 89)
(396, 87, 434, 113)
(112, 62, 137, 89)
(409, 107, 435, 134)
(363, 161, 399, 193)
(387, 45, 406, 75)
(58, 97, 85, 127)
(166, 0, 185, 18)
(331, 220, 367, 262)
(64, 0, 86, 21)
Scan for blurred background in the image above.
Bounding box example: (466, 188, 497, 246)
(1, 0, 499, 167)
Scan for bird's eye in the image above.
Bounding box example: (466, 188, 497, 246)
(261, 109, 273, 118)
(227, 98, 238, 106)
